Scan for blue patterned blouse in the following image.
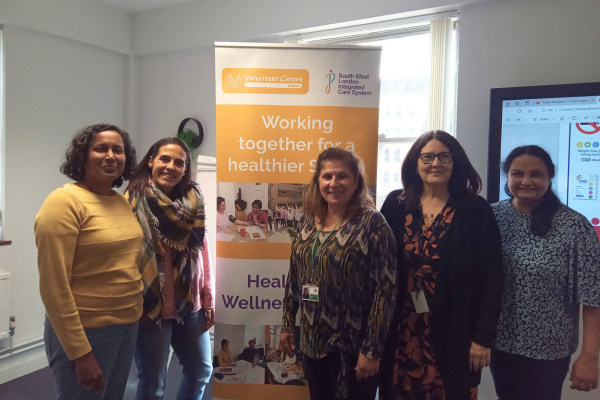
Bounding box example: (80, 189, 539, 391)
(491, 199, 600, 360)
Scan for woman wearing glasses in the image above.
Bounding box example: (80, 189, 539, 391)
(379, 130, 504, 400)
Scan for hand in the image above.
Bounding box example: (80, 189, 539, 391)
(280, 332, 296, 357)
(75, 351, 105, 393)
(204, 308, 215, 331)
(570, 355, 599, 391)
(469, 342, 490, 372)
(355, 353, 379, 381)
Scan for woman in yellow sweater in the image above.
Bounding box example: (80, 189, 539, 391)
(35, 124, 143, 400)
(218, 339, 236, 367)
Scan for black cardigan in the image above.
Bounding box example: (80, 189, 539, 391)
(379, 190, 504, 400)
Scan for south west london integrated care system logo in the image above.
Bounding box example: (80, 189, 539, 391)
(326, 69, 373, 97)
(325, 70, 336, 93)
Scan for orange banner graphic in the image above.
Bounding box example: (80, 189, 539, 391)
(216, 104, 378, 183)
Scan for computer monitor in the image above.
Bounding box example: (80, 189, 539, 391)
(488, 82, 600, 240)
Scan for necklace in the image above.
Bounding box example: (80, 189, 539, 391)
(426, 213, 434, 222)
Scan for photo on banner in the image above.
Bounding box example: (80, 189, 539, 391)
(213, 323, 307, 387)
(217, 182, 306, 244)
(214, 42, 381, 400)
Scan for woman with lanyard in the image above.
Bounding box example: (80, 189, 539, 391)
(281, 147, 397, 400)
(490, 145, 600, 399)
(379, 130, 504, 400)
(126, 137, 214, 400)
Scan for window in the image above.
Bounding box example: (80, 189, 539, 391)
(286, 13, 458, 208)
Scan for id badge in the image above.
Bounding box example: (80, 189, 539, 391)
(302, 285, 319, 302)
(410, 291, 430, 313)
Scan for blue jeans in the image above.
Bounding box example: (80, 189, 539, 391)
(490, 348, 571, 400)
(134, 310, 212, 400)
(44, 317, 139, 400)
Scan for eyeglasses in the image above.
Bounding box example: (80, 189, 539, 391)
(418, 152, 453, 164)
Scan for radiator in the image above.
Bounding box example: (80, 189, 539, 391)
(0, 271, 9, 340)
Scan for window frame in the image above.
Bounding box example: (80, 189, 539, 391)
(285, 13, 459, 208)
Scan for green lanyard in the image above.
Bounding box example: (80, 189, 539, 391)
(310, 217, 344, 282)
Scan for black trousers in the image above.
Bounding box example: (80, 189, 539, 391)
(490, 348, 571, 400)
(303, 351, 379, 400)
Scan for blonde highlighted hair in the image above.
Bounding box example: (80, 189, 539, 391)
(303, 147, 374, 223)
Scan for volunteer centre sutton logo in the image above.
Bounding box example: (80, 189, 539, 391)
(228, 74, 241, 88)
(325, 70, 336, 93)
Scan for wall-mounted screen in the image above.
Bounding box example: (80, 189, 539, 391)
(488, 82, 600, 240)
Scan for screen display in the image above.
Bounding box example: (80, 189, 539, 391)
(500, 95, 600, 239)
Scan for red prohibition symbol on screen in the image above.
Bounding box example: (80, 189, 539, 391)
(576, 122, 600, 134)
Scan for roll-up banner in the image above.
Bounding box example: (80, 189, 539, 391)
(213, 42, 381, 400)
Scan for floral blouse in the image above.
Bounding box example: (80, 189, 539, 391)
(491, 199, 600, 359)
(282, 208, 397, 398)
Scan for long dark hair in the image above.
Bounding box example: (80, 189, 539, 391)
(400, 130, 481, 210)
(303, 147, 375, 223)
(502, 145, 562, 237)
(126, 137, 193, 198)
(60, 124, 136, 188)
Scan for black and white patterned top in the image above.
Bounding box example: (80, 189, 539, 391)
(491, 199, 600, 360)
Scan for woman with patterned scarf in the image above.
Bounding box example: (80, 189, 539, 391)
(126, 137, 214, 400)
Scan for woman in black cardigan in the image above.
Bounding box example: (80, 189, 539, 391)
(379, 130, 504, 400)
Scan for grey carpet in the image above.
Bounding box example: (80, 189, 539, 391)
(0, 353, 213, 400)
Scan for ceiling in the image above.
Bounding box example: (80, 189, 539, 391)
(92, 0, 194, 13)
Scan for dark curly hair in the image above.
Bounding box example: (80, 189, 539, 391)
(60, 124, 136, 188)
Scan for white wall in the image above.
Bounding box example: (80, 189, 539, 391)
(0, 0, 132, 55)
(0, 23, 128, 380)
(457, 0, 600, 398)
(234, 183, 269, 212)
(137, 46, 216, 157)
(457, 0, 600, 197)
(132, 0, 493, 56)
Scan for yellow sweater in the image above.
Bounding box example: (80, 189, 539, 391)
(35, 183, 144, 360)
(218, 349, 235, 367)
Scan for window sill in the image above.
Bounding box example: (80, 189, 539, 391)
(0, 241, 12, 246)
